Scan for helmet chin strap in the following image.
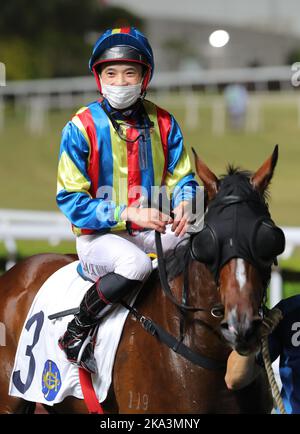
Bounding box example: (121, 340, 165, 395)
(93, 69, 102, 93)
(141, 67, 151, 93)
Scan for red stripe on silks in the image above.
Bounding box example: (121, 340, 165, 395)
(77, 108, 99, 198)
(156, 106, 171, 184)
(72, 224, 95, 235)
(120, 27, 131, 34)
(80, 228, 96, 235)
(79, 368, 104, 414)
(127, 123, 143, 231)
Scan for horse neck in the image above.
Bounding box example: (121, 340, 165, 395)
(143, 260, 221, 338)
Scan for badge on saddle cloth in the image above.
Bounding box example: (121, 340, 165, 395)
(42, 360, 62, 401)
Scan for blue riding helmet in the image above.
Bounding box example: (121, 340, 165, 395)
(89, 27, 154, 93)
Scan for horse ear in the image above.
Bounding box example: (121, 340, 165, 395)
(251, 145, 279, 193)
(192, 147, 219, 200)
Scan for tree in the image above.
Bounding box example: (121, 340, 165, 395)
(0, 1, 143, 79)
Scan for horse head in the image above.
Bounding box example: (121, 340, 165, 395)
(191, 145, 285, 355)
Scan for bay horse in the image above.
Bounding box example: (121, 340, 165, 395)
(0, 146, 284, 414)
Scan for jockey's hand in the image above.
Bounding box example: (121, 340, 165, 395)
(121, 207, 173, 233)
(171, 200, 191, 237)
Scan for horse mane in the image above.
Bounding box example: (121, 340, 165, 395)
(223, 164, 252, 178)
(220, 164, 270, 203)
(147, 240, 190, 283)
(165, 240, 190, 281)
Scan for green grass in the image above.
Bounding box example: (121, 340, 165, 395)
(283, 282, 300, 298)
(0, 106, 67, 211)
(279, 247, 300, 271)
(163, 95, 300, 227)
(0, 240, 76, 257)
(1, 92, 299, 224)
(0, 90, 300, 278)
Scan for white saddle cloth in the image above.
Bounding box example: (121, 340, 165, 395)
(8, 260, 141, 406)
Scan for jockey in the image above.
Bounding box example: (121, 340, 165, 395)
(56, 27, 200, 373)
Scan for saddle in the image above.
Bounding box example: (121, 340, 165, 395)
(9, 260, 141, 407)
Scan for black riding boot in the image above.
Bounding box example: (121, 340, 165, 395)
(58, 281, 110, 373)
(58, 272, 140, 374)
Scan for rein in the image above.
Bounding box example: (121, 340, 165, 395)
(48, 231, 226, 371)
(119, 230, 226, 371)
(49, 190, 275, 371)
(120, 298, 226, 370)
(154, 230, 209, 313)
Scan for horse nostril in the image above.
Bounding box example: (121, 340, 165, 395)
(247, 318, 263, 335)
(220, 321, 229, 330)
(242, 318, 263, 342)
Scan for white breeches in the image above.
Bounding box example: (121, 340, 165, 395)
(76, 224, 189, 282)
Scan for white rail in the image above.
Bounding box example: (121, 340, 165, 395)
(0, 66, 295, 97)
(269, 226, 300, 307)
(0, 209, 74, 269)
(0, 209, 298, 306)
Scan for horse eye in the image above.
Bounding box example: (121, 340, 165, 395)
(254, 222, 285, 263)
(191, 227, 217, 264)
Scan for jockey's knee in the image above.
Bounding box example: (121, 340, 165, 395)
(116, 251, 152, 282)
(99, 271, 142, 303)
(138, 253, 152, 281)
(99, 252, 152, 303)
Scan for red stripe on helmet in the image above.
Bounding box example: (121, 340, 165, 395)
(120, 27, 131, 34)
(142, 67, 151, 93)
(93, 69, 102, 93)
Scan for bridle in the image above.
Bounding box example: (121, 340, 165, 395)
(124, 179, 285, 370)
(155, 190, 285, 321)
(49, 179, 285, 370)
(190, 181, 285, 316)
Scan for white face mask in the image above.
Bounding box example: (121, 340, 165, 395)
(100, 80, 143, 110)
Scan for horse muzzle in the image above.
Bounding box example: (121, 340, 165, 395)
(220, 311, 263, 355)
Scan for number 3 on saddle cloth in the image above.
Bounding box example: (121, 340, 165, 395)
(8, 260, 145, 408)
